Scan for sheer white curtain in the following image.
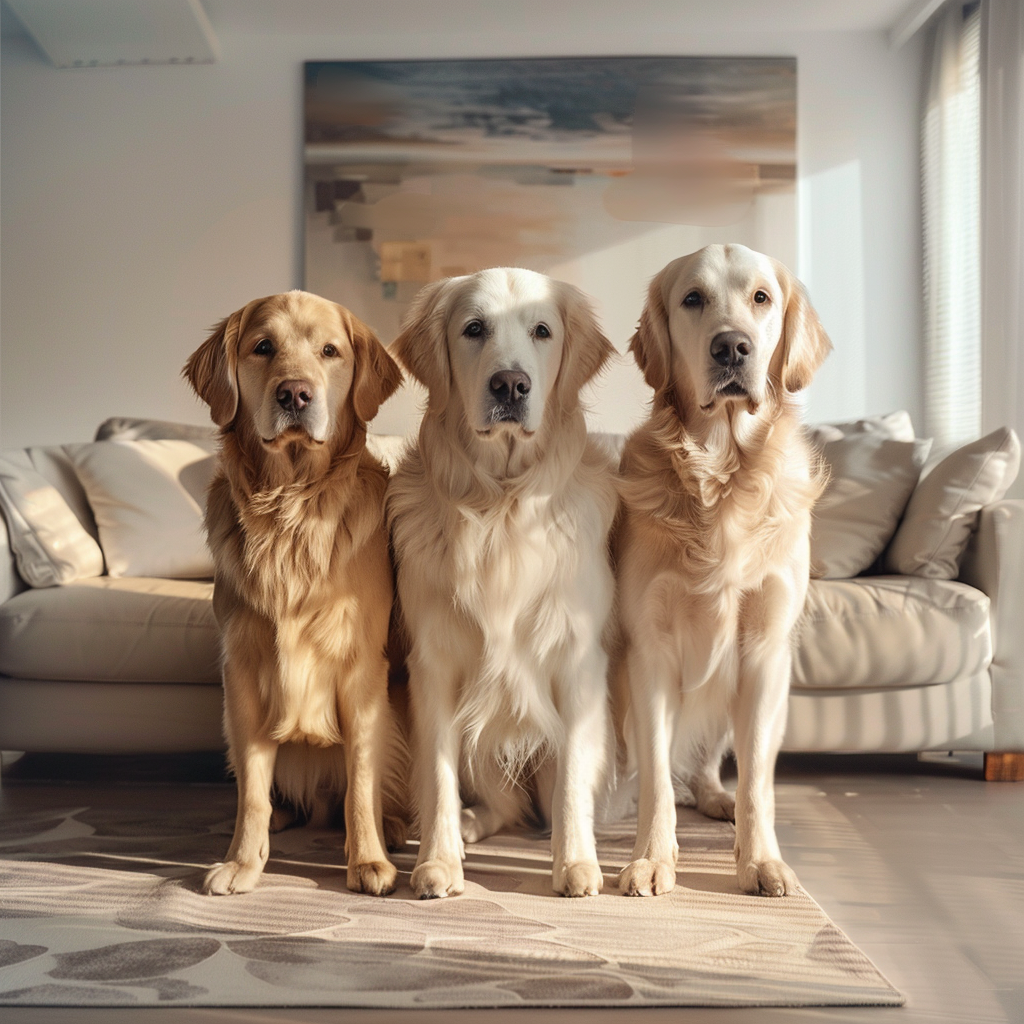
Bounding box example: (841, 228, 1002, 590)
(980, 0, 1024, 497)
(922, 1, 982, 450)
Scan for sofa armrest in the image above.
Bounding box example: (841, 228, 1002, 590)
(960, 499, 1024, 749)
(0, 509, 28, 604)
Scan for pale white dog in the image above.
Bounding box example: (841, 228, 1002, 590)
(614, 244, 831, 898)
(387, 267, 619, 899)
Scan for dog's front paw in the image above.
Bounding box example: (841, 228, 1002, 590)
(737, 858, 799, 897)
(410, 859, 464, 899)
(555, 860, 604, 898)
(348, 859, 398, 897)
(202, 860, 263, 895)
(618, 858, 676, 896)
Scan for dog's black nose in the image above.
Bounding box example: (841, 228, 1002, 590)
(710, 331, 752, 368)
(489, 370, 531, 403)
(276, 380, 314, 412)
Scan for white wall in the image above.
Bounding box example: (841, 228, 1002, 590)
(0, 17, 925, 448)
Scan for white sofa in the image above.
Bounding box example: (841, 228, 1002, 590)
(1, 414, 1021, 776)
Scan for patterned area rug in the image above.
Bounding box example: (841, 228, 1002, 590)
(0, 785, 902, 1008)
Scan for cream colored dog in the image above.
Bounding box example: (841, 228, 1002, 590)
(614, 245, 831, 898)
(388, 267, 619, 899)
(184, 289, 406, 897)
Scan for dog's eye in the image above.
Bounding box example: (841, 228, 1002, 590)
(753, 290, 770, 305)
(463, 320, 485, 338)
(533, 323, 551, 339)
(254, 339, 274, 356)
(322, 344, 338, 357)
(682, 291, 703, 308)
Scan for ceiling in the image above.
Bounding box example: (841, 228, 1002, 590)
(1, 0, 943, 63)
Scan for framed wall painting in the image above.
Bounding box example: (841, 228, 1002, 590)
(303, 56, 796, 434)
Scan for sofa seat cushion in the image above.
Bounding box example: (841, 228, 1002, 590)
(793, 576, 991, 691)
(0, 577, 219, 684)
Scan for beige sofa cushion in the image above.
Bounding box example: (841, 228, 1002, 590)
(793, 576, 991, 691)
(71, 440, 217, 579)
(810, 433, 932, 579)
(0, 576, 219, 684)
(884, 427, 1021, 579)
(0, 454, 105, 587)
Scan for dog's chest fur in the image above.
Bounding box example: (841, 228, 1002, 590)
(621, 409, 819, 688)
(211, 456, 387, 746)
(391, 441, 617, 759)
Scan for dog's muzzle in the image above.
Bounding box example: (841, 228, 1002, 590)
(276, 379, 314, 414)
(264, 379, 324, 442)
(487, 369, 531, 424)
(709, 332, 753, 398)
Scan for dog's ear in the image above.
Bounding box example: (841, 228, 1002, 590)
(628, 270, 672, 395)
(770, 258, 832, 393)
(343, 308, 404, 425)
(554, 281, 617, 398)
(389, 279, 453, 412)
(183, 301, 260, 428)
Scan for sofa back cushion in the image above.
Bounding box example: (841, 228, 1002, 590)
(805, 409, 916, 448)
(0, 446, 105, 587)
(94, 416, 218, 444)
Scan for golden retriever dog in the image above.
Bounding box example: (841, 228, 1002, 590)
(387, 267, 619, 899)
(183, 289, 406, 897)
(614, 244, 831, 898)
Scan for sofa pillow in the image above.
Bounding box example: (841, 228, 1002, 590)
(811, 433, 932, 579)
(0, 455, 105, 587)
(884, 427, 1021, 579)
(72, 440, 217, 579)
(805, 410, 916, 448)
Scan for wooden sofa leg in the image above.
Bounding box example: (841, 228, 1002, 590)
(984, 752, 1024, 781)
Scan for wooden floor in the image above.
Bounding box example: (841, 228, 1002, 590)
(2, 751, 1022, 1024)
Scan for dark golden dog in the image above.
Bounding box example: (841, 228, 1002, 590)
(184, 289, 405, 896)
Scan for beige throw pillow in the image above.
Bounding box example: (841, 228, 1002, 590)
(0, 455, 105, 587)
(72, 440, 217, 579)
(884, 427, 1021, 578)
(811, 433, 932, 579)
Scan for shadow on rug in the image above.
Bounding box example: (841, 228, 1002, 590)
(0, 786, 903, 1008)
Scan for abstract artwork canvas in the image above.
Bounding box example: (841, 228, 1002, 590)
(303, 57, 796, 434)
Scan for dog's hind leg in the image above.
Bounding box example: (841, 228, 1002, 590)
(691, 723, 736, 822)
(460, 760, 531, 845)
(269, 803, 300, 833)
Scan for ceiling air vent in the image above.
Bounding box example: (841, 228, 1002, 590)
(5, 0, 219, 67)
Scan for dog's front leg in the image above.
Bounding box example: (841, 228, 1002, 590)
(619, 646, 678, 896)
(732, 582, 800, 897)
(204, 664, 278, 895)
(551, 662, 608, 897)
(409, 661, 465, 899)
(340, 661, 398, 897)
